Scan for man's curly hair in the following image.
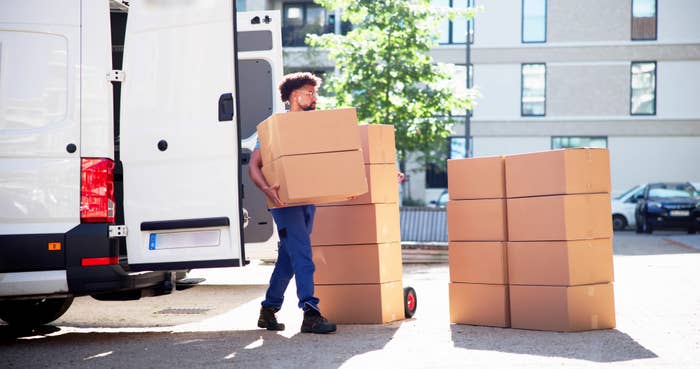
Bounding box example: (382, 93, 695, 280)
(278, 72, 322, 103)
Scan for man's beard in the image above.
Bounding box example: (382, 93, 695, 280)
(302, 103, 316, 111)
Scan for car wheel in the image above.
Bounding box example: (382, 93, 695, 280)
(612, 215, 627, 231)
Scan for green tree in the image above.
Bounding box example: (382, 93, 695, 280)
(307, 0, 477, 199)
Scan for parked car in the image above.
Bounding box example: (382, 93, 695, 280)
(634, 182, 699, 234)
(429, 190, 449, 208)
(612, 184, 646, 230)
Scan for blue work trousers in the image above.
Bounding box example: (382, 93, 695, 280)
(261, 204, 320, 312)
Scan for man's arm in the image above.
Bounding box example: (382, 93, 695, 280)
(248, 148, 285, 207)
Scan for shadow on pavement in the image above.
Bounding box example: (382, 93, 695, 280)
(0, 323, 400, 369)
(450, 325, 657, 362)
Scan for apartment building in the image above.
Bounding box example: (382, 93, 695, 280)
(240, 0, 700, 202)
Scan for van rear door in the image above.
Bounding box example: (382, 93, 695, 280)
(236, 10, 284, 251)
(120, 0, 243, 271)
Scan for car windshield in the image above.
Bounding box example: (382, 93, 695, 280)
(648, 188, 693, 198)
(615, 185, 642, 200)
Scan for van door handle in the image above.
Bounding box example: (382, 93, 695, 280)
(218, 93, 234, 121)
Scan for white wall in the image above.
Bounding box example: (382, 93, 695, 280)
(657, 61, 700, 119)
(473, 136, 550, 157)
(608, 136, 700, 194)
(658, 0, 700, 43)
(472, 64, 521, 119)
(472, 0, 522, 48)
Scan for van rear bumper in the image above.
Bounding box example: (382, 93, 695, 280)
(1, 224, 175, 298)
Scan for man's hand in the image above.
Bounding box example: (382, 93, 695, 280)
(264, 184, 285, 207)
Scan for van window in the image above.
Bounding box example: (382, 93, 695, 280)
(0, 32, 67, 130)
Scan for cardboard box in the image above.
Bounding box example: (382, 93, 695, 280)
(312, 242, 403, 285)
(262, 150, 368, 207)
(509, 283, 616, 331)
(449, 283, 510, 327)
(359, 124, 396, 164)
(507, 238, 614, 286)
(311, 203, 400, 245)
(316, 281, 404, 324)
(257, 108, 361, 166)
(449, 242, 508, 284)
(505, 148, 611, 198)
(448, 156, 505, 200)
(447, 199, 507, 241)
(328, 163, 399, 206)
(507, 193, 612, 241)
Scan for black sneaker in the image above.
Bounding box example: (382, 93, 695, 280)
(301, 309, 337, 334)
(258, 307, 285, 331)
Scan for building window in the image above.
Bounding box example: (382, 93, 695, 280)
(450, 64, 474, 116)
(236, 0, 246, 11)
(449, 136, 473, 159)
(521, 63, 546, 116)
(433, 0, 475, 45)
(630, 61, 656, 115)
(631, 0, 657, 40)
(551, 136, 608, 149)
(522, 0, 546, 43)
(282, 2, 350, 47)
(425, 136, 473, 188)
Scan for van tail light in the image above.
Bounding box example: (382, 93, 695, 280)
(81, 256, 119, 266)
(80, 158, 115, 223)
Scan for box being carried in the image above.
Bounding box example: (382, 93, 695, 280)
(257, 108, 368, 207)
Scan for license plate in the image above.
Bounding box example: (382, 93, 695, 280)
(148, 230, 221, 250)
(669, 210, 690, 217)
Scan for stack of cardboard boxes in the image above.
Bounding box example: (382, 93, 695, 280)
(310, 124, 405, 324)
(256, 108, 367, 207)
(447, 148, 616, 331)
(446, 156, 510, 328)
(505, 149, 616, 331)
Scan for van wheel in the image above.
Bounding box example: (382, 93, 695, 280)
(0, 296, 74, 327)
(612, 215, 627, 231)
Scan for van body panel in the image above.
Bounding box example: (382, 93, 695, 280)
(0, 0, 81, 235)
(120, 0, 243, 268)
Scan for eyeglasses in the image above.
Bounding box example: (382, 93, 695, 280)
(298, 90, 318, 98)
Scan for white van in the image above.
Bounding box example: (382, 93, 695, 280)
(0, 0, 282, 326)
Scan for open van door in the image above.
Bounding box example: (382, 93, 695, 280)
(120, 0, 243, 271)
(236, 10, 285, 253)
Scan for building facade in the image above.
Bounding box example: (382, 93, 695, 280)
(240, 0, 700, 201)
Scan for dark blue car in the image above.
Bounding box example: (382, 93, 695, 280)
(635, 182, 699, 234)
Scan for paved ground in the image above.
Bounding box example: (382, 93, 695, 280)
(1, 231, 699, 369)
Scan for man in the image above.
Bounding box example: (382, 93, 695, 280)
(248, 72, 337, 334)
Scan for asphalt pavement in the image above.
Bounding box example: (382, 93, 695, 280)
(1, 231, 699, 369)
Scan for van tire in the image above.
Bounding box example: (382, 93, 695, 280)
(0, 296, 74, 327)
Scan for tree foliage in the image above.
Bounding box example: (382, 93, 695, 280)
(307, 0, 477, 172)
